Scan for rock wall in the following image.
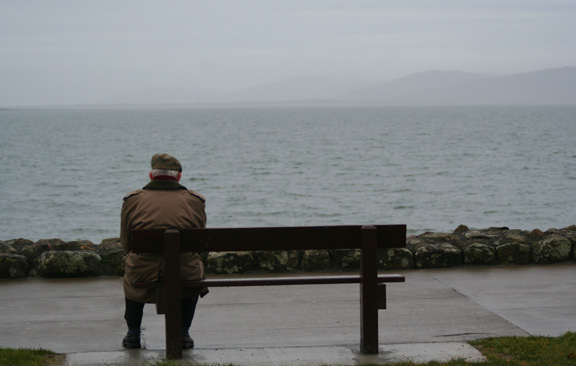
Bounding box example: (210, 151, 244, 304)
(0, 225, 574, 279)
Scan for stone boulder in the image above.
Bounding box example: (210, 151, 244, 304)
(0, 243, 18, 254)
(378, 248, 414, 270)
(452, 224, 470, 234)
(331, 249, 360, 270)
(2, 238, 34, 252)
(256, 250, 299, 273)
(0, 253, 30, 278)
(493, 230, 531, 246)
(206, 251, 255, 274)
(37, 251, 101, 278)
(412, 242, 462, 269)
(464, 243, 495, 265)
(417, 232, 466, 249)
(462, 227, 509, 244)
(34, 238, 65, 250)
(532, 234, 572, 263)
(490, 230, 532, 265)
(96, 238, 126, 276)
(495, 243, 532, 264)
(408, 233, 463, 269)
(529, 228, 545, 238)
(19, 240, 58, 270)
(301, 250, 332, 272)
(554, 226, 576, 260)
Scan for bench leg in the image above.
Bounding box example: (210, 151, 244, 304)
(165, 297, 182, 359)
(164, 229, 183, 360)
(360, 225, 379, 354)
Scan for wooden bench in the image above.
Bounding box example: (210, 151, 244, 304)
(131, 224, 406, 359)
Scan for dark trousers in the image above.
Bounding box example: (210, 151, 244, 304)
(124, 294, 199, 331)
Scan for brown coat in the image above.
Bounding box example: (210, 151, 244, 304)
(120, 179, 207, 303)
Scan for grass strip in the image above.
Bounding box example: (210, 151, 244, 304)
(470, 331, 576, 366)
(366, 332, 576, 366)
(0, 348, 57, 366)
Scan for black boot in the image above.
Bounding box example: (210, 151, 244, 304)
(122, 332, 141, 349)
(182, 332, 194, 349)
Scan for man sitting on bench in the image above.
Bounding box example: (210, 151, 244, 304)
(120, 153, 207, 349)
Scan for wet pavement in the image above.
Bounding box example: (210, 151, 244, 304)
(1, 263, 574, 365)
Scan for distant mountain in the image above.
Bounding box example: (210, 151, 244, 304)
(95, 67, 576, 106)
(339, 67, 576, 105)
(341, 70, 489, 103)
(441, 66, 576, 105)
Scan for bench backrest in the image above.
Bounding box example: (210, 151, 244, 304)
(131, 224, 406, 254)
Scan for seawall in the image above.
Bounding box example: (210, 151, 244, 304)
(1, 225, 574, 279)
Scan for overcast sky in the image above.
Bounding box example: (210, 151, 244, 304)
(1, 1, 575, 106)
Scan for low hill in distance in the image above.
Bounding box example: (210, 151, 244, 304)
(96, 66, 576, 106)
(341, 67, 576, 105)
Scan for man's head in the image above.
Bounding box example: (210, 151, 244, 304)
(149, 153, 182, 181)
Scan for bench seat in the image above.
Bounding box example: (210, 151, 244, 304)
(135, 273, 406, 288)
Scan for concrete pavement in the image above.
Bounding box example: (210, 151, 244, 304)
(0, 263, 574, 365)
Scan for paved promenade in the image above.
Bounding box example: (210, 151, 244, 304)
(1, 263, 574, 365)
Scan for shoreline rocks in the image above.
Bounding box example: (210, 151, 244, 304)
(0, 225, 574, 279)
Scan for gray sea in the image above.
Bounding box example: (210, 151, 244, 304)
(1, 105, 575, 243)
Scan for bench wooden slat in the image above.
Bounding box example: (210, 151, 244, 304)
(133, 273, 405, 288)
(130, 224, 406, 254)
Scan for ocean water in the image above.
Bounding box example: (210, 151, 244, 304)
(1, 105, 575, 243)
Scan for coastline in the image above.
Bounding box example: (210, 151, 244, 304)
(1, 225, 574, 279)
